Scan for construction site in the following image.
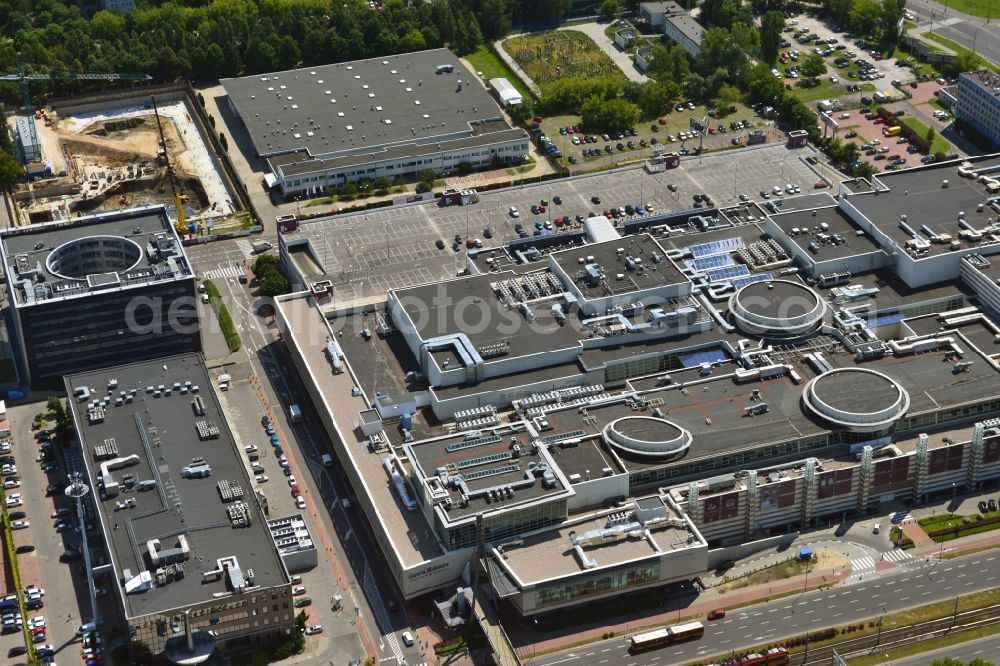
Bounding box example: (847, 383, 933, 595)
(6, 95, 237, 232)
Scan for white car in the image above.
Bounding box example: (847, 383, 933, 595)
(24, 586, 44, 597)
(6, 494, 23, 507)
(255, 474, 268, 483)
(4, 479, 20, 488)
(305, 625, 323, 635)
(292, 586, 307, 596)
(340, 498, 353, 509)
(30, 616, 45, 628)
(287, 476, 297, 487)
(295, 496, 306, 510)
(508, 206, 519, 218)
(401, 631, 415, 647)
(244, 444, 258, 454)
(11, 519, 29, 529)
(872, 523, 881, 534)
(0, 442, 10, 453)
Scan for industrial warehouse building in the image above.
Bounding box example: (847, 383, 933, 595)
(275, 154, 1000, 620)
(220, 48, 529, 197)
(65, 354, 295, 663)
(0, 206, 201, 382)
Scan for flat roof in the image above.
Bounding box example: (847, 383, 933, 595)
(735, 280, 818, 319)
(0, 206, 191, 307)
(499, 505, 694, 583)
(65, 354, 287, 619)
(960, 70, 1000, 101)
(277, 295, 443, 567)
(394, 271, 584, 358)
(770, 205, 884, 261)
(661, 2, 704, 44)
(848, 162, 1000, 257)
(550, 234, 687, 297)
(220, 48, 514, 161)
(408, 430, 567, 520)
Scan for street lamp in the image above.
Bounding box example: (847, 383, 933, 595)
(876, 607, 886, 645)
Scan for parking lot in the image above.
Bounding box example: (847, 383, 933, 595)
(788, 14, 916, 92)
(537, 105, 783, 172)
(292, 143, 826, 302)
(1, 401, 108, 665)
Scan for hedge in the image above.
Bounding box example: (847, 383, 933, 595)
(202, 279, 242, 353)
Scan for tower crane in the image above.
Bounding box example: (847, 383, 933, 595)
(0, 66, 152, 162)
(150, 95, 189, 237)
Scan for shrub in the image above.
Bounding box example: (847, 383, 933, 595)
(202, 279, 241, 352)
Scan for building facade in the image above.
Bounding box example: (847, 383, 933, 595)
(956, 70, 1000, 150)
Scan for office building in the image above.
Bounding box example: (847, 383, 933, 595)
(0, 206, 200, 383)
(955, 70, 1000, 150)
(65, 354, 294, 662)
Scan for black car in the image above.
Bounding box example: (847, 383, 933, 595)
(514, 223, 524, 234)
(283, 466, 293, 476)
(454, 233, 462, 243)
(552, 196, 562, 205)
(8, 511, 25, 521)
(435, 239, 445, 250)
(483, 228, 493, 239)
(9, 646, 27, 657)
(693, 194, 703, 202)
(624, 204, 635, 215)
(605, 144, 613, 154)
(626, 140, 635, 149)
(591, 195, 601, 204)
(980, 500, 989, 513)
(616, 143, 625, 151)
(991, 499, 999, 512)
(15, 544, 34, 554)
(238, 274, 248, 284)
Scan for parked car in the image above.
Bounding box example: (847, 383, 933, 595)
(11, 520, 30, 530)
(305, 625, 323, 635)
(255, 474, 269, 483)
(294, 597, 312, 608)
(292, 586, 307, 596)
(401, 631, 415, 647)
(16, 544, 35, 554)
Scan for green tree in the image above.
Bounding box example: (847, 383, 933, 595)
(601, 0, 618, 17)
(926, 126, 936, 142)
(760, 11, 786, 65)
(258, 270, 289, 297)
(930, 660, 995, 666)
(638, 80, 680, 117)
(374, 176, 392, 193)
(849, 0, 883, 35)
(855, 161, 879, 179)
(715, 84, 742, 114)
(700, 0, 741, 28)
(800, 52, 827, 81)
(880, 0, 905, 43)
(0, 151, 25, 189)
(580, 95, 640, 131)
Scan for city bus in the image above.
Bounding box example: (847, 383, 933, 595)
(628, 621, 705, 653)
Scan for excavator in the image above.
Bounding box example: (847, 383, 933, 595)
(150, 95, 189, 236)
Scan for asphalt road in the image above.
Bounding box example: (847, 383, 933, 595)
(907, 0, 1000, 68)
(527, 550, 1000, 666)
(888, 633, 1000, 666)
(199, 264, 428, 666)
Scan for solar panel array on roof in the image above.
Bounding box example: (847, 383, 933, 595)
(732, 273, 775, 289)
(705, 265, 750, 283)
(691, 254, 735, 271)
(690, 237, 744, 258)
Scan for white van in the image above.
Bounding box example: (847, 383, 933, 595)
(321, 454, 334, 468)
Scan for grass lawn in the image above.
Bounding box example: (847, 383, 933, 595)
(717, 550, 848, 592)
(925, 31, 999, 73)
(465, 45, 536, 102)
(847, 623, 1000, 666)
(503, 30, 626, 88)
(901, 116, 951, 153)
(923, 0, 998, 18)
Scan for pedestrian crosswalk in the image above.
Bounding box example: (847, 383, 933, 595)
(882, 548, 914, 563)
(363, 562, 404, 663)
(235, 239, 253, 260)
(851, 556, 876, 572)
(203, 265, 244, 280)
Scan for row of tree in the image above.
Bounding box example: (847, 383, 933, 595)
(0, 0, 574, 90)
